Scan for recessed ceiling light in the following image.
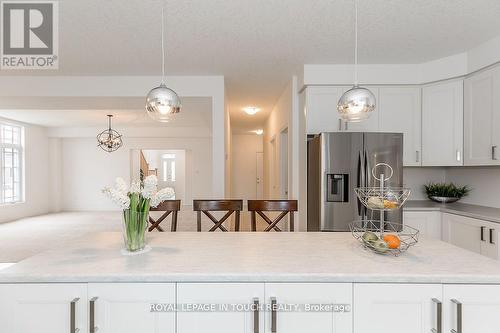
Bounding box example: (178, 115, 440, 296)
(243, 107, 260, 115)
(254, 129, 263, 135)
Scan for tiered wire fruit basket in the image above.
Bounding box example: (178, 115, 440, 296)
(349, 163, 419, 256)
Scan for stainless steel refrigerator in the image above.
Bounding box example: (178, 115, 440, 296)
(307, 132, 403, 232)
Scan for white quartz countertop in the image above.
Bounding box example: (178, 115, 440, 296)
(2, 232, 500, 284)
(404, 200, 500, 223)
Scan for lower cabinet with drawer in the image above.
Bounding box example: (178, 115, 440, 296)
(442, 213, 499, 259)
(2, 282, 500, 333)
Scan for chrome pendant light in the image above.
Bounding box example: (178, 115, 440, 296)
(97, 115, 123, 153)
(337, 0, 376, 122)
(145, 7, 181, 122)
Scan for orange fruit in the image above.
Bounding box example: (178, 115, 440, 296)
(383, 234, 401, 249)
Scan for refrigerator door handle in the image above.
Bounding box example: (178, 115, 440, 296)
(356, 151, 363, 216)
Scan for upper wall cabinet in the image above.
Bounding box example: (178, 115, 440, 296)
(378, 87, 422, 166)
(306, 86, 347, 134)
(422, 80, 464, 166)
(464, 67, 500, 166)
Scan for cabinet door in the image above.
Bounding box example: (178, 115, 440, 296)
(0, 283, 87, 333)
(444, 285, 500, 333)
(464, 68, 496, 165)
(422, 80, 463, 166)
(379, 87, 422, 166)
(306, 86, 347, 134)
(177, 283, 264, 333)
(88, 283, 175, 333)
(354, 284, 442, 333)
(265, 283, 352, 333)
(403, 211, 441, 240)
(345, 87, 380, 132)
(442, 213, 481, 254)
(479, 222, 499, 260)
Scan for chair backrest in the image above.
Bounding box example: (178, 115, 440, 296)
(193, 200, 243, 232)
(148, 199, 181, 232)
(247, 200, 298, 232)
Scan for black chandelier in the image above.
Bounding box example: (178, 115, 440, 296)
(97, 115, 123, 153)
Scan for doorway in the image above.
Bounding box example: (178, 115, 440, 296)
(256, 152, 263, 199)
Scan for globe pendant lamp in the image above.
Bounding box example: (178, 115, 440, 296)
(97, 115, 123, 153)
(337, 0, 376, 123)
(145, 8, 181, 122)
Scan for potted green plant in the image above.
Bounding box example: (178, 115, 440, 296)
(424, 183, 471, 203)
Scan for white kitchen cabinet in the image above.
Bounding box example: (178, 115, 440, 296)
(403, 211, 442, 239)
(354, 284, 442, 333)
(88, 283, 175, 333)
(464, 66, 500, 166)
(422, 80, 464, 166)
(0, 283, 87, 333)
(378, 87, 422, 166)
(442, 213, 498, 259)
(443, 285, 500, 333)
(177, 283, 265, 333)
(265, 283, 352, 333)
(306, 86, 348, 134)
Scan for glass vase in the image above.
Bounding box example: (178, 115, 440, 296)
(122, 209, 148, 252)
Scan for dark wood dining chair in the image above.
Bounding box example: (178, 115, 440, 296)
(193, 200, 243, 232)
(248, 200, 298, 232)
(148, 200, 181, 232)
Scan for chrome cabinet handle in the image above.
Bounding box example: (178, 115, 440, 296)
(271, 297, 277, 333)
(344, 121, 349, 131)
(490, 229, 495, 245)
(493, 146, 498, 160)
(456, 150, 461, 162)
(431, 298, 442, 333)
(90, 297, 99, 333)
(338, 119, 342, 131)
(481, 226, 486, 241)
(416, 150, 420, 163)
(450, 299, 462, 333)
(253, 298, 259, 333)
(70, 298, 80, 333)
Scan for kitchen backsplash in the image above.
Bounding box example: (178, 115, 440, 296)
(403, 167, 446, 200)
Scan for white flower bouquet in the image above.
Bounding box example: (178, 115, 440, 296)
(103, 175, 174, 252)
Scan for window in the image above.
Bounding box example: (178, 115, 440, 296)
(0, 123, 24, 204)
(162, 154, 176, 182)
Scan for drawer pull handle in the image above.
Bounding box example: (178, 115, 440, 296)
(481, 226, 486, 241)
(493, 146, 498, 160)
(271, 297, 277, 333)
(70, 298, 80, 333)
(253, 298, 259, 333)
(431, 298, 442, 333)
(90, 297, 99, 333)
(490, 229, 495, 245)
(450, 299, 462, 333)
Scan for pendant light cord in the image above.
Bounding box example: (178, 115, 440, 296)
(161, 6, 165, 85)
(354, 0, 358, 86)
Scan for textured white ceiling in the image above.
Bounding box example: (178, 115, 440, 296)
(2, 0, 500, 131)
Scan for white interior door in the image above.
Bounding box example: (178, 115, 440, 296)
(444, 285, 500, 333)
(0, 283, 88, 333)
(177, 283, 265, 333)
(354, 283, 442, 333)
(256, 152, 264, 199)
(88, 283, 175, 333)
(265, 283, 352, 333)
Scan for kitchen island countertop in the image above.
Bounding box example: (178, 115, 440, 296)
(1, 232, 500, 284)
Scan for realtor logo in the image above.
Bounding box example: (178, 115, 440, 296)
(1, 1, 58, 69)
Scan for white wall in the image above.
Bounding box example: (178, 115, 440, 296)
(0, 120, 50, 223)
(231, 134, 263, 200)
(403, 167, 447, 200)
(59, 137, 212, 211)
(445, 167, 500, 208)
